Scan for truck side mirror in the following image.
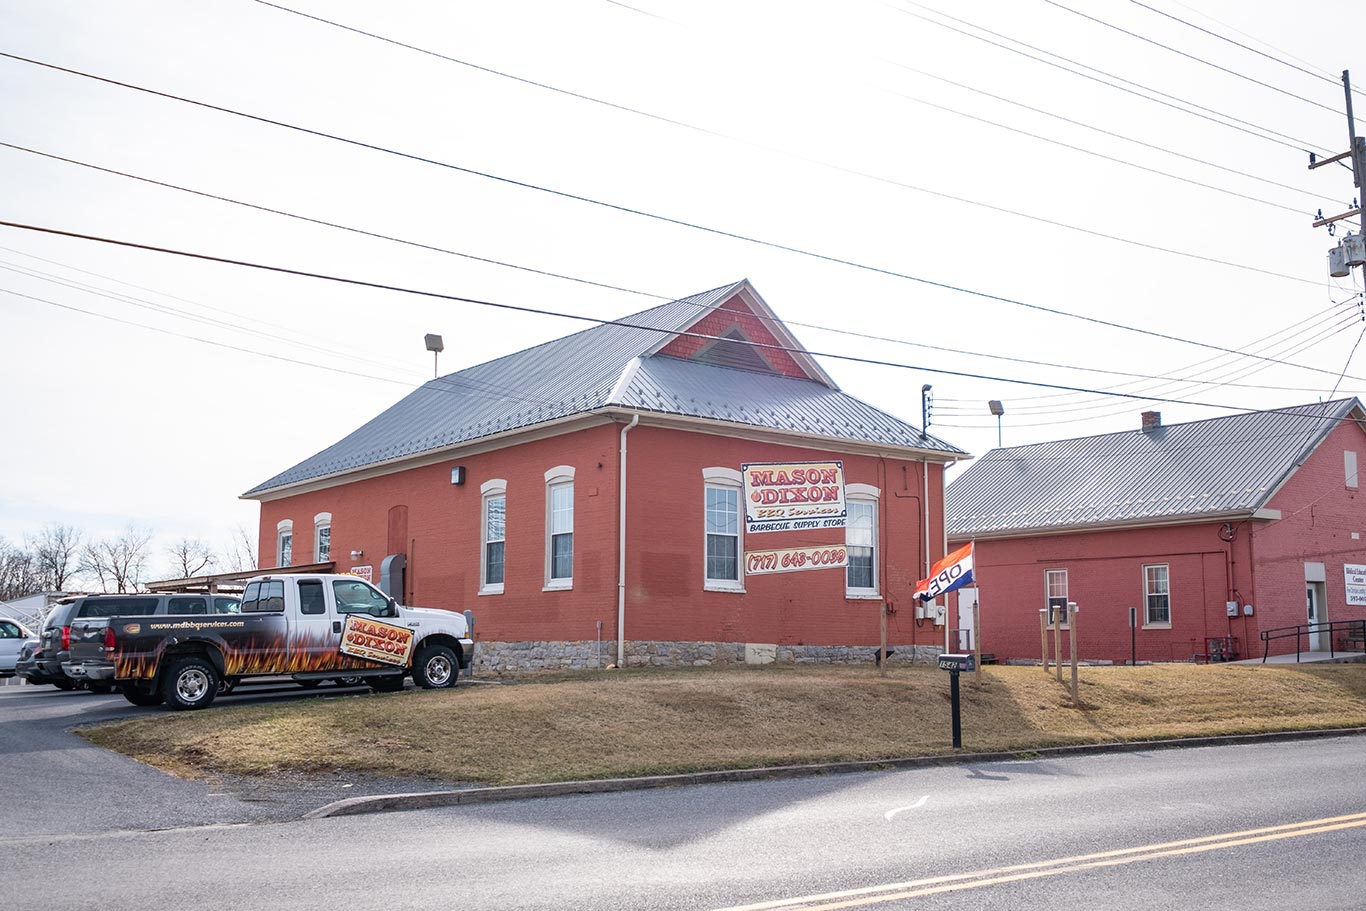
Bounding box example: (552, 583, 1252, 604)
(386, 597, 399, 617)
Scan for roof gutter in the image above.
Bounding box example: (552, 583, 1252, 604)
(618, 413, 640, 668)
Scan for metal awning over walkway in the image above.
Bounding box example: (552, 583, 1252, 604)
(145, 562, 336, 593)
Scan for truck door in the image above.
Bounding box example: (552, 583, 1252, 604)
(290, 578, 350, 673)
(329, 578, 399, 670)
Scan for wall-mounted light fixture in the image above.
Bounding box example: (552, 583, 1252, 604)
(350, 549, 364, 560)
(451, 465, 466, 486)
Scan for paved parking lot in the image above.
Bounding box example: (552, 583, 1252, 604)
(0, 680, 453, 837)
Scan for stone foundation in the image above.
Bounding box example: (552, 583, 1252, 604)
(470, 639, 944, 675)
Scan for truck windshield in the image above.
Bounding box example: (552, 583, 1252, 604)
(331, 580, 390, 615)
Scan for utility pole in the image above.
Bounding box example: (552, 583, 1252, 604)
(1310, 71, 1366, 278)
(921, 384, 933, 432)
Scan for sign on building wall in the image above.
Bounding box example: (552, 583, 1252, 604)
(745, 545, 848, 576)
(350, 565, 373, 582)
(1346, 564, 1366, 605)
(741, 460, 846, 533)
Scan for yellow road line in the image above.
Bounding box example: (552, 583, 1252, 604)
(714, 811, 1366, 911)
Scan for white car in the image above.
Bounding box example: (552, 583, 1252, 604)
(0, 618, 35, 677)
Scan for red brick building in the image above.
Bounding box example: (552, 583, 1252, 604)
(945, 401, 1366, 664)
(244, 281, 967, 672)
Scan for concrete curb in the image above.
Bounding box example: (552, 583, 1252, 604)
(304, 725, 1366, 819)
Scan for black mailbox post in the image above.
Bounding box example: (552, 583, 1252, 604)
(938, 653, 975, 748)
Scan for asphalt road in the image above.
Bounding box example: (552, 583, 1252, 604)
(0, 679, 458, 835)
(4, 682, 1365, 910)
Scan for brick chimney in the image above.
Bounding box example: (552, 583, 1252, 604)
(1141, 410, 1162, 431)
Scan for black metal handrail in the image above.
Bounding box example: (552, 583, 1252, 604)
(1260, 618, 1366, 663)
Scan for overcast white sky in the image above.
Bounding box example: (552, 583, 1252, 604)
(2, 0, 1363, 578)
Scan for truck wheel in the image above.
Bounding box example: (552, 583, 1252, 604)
(368, 674, 405, 693)
(413, 645, 458, 689)
(53, 678, 76, 691)
(123, 688, 164, 707)
(88, 683, 114, 695)
(333, 676, 365, 687)
(160, 656, 219, 711)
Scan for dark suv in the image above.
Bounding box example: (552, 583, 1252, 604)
(22, 593, 241, 691)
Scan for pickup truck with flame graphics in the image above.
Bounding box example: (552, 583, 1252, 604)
(65, 574, 473, 710)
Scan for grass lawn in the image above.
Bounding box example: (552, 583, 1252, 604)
(79, 663, 1366, 787)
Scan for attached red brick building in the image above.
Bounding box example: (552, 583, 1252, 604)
(244, 281, 967, 672)
(945, 401, 1366, 664)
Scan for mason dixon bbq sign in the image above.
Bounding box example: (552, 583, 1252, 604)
(742, 460, 847, 534)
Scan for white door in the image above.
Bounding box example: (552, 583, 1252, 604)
(957, 587, 979, 651)
(1307, 583, 1329, 651)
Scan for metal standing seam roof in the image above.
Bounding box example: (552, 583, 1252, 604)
(945, 398, 1364, 539)
(244, 281, 966, 497)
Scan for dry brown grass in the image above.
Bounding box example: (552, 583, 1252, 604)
(79, 663, 1366, 786)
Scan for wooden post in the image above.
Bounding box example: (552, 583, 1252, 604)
(1040, 609, 1049, 674)
(879, 603, 887, 678)
(1053, 607, 1063, 684)
(1069, 602, 1079, 702)
(972, 599, 982, 684)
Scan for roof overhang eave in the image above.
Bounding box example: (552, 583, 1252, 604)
(947, 507, 1279, 543)
(600, 406, 969, 462)
(240, 412, 616, 502)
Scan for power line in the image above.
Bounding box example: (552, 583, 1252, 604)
(1162, 0, 1343, 83)
(882, 60, 1335, 205)
(889, 1, 1331, 155)
(254, 1, 1326, 222)
(10, 140, 1355, 401)
(5, 217, 1343, 414)
(1040, 0, 1341, 115)
(881, 85, 1308, 215)
(16, 279, 1355, 459)
(0, 55, 1343, 372)
(1125, 0, 1356, 91)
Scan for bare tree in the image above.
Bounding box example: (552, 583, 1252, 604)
(222, 523, 258, 573)
(166, 537, 216, 578)
(0, 537, 42, 600)
(30, 524, 83, 591)
(82, 526, 153, 593)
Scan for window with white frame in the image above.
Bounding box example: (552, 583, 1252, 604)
(845, 484, 880, 597)
(276, 519, 293, 567)
(545, 466, 575, 589)
(1144, 563, 1171, 626)
(1045, 568, 1068, 625)
(703, 467, 743, 590)
(314, 512, 331, 563)
(480, 479, 507, 594)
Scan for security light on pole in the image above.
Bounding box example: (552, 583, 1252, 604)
(424, 333, 444, 379)
(988, 400, 1004, 448)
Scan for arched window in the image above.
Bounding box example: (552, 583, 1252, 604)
(703, 467, 744, 592)
(544, 466, 575, 590)
(845, 484, 880, 597)
(480, 479, 507, 594)
(276, 519, 294, 568)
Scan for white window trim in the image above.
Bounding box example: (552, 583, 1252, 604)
(480, 479, 507, 595)
(1044, 568, 1070, 629)
(276, 519, 293, 568)
(544, 466, 575, 591)
(1143, 563, 1172, 628)
(1347, 450, 1359, 489)
(703, 467, 745, 593)
(845, 484, 881, 599)
(313, 512, 332, 563)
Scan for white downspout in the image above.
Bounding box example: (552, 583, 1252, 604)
(618, 414, 640, 667)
